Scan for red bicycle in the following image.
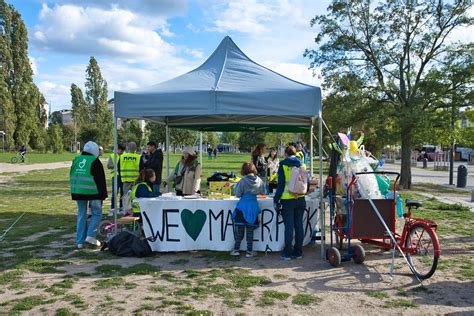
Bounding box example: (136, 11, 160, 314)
(327, 172, 440, 280)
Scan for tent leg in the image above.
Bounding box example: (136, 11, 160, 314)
(165, 124, 170, 193)
(113, 115, 118, 235)
(310, 124, 314, 176)
(318, 114, 325, 259)
(199, 132, 203, 166)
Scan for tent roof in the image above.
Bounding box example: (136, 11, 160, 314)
(114, 36, 321, 132)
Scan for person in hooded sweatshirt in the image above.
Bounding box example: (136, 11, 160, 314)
(70, 141, 107, 249)
(273, 145, 307, 260)
(230, 162, 266, 258)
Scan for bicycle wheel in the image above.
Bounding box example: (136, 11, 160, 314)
(404, 224, 439, 280)
(11, 156, 18, 163)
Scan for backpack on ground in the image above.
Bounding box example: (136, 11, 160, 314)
(288, 166, 308, 195)
(101, 231, 152, 257)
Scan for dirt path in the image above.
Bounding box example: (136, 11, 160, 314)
(0, 161, 72, 174)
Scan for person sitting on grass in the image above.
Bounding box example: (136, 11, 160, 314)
(131, 169, 161, 219)
(230, 162, 266, 258)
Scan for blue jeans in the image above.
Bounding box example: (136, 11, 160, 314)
(110, 176, 123, 210)
(76, 200, 102, 245)
(280, 197, 306, 257)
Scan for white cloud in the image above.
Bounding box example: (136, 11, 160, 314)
(33, 4, 176, 63)
(48, 0, 188, 17)
(37, 81, 71, 108)
(185, 48, 204, 59)
(262, 61, 321, 87)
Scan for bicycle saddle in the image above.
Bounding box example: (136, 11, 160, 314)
(405, 200, 422, 209)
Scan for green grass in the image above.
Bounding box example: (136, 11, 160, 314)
(0, 270, 24, 285)
(10, 295, 56, 312)
(292, 293, 322, 306)
(55, 307, 79, 316)
(257, 290, 291, 306)
(366, 291, 389, 299)
(383, 299, 418, 308)
(93, 277, 138, 290)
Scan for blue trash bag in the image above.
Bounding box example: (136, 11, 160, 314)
(385, 192, 404, 218)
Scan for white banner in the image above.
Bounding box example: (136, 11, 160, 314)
(138, 197, 319, 252)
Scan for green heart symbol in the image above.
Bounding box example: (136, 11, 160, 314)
(181, 209, 207, 241)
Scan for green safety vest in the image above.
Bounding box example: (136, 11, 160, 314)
(70, 155, 99, 195)
(280, 164, 306, 200)
(131, 182, 152, 214)
(120, 153, 141, 183)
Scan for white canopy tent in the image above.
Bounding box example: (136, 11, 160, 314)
(113, 36, 325, 257)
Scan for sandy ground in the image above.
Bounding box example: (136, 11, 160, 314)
(0, 225, 473, 315)
(0, 161, 72, 173)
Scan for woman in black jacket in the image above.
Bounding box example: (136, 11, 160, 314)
(251, 143, 268, 180)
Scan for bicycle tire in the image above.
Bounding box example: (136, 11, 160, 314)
(404, 223, 439, 280)
(11, 156, 18, 164)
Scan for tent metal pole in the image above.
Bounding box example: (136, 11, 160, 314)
(113, 115, 118, 234)
(310, 124, 314, 176)
(318, 112, 325, 259)
(199, 132, 203, 166)
(165, 123, 170, 193)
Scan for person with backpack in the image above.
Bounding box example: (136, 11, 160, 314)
(164, 146, 201, 196)
(230, 162, 266, 257)
(131, 169, 161, 219)
(273, 145, 308, 260)
(70, 141, 107, 249)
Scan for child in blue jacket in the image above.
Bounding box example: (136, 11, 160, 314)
(230, 162, 266, 257)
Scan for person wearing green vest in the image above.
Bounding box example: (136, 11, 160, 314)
(131, 169, 161, 219)
(273, 145, 307, 260)
(107, 144, 125, 216)
(70, 141, 107, 249)
(119, 142, 143, 195)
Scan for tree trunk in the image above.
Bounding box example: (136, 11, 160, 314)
(400, 125, 412, 189)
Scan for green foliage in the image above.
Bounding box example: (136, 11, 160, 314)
(70, 57, 112, 146)
(0, 1, 47, 150)
(220, 131, 239, 147)
(305, 0, 473, 188)
(48, 123, 64, 153)
(118, 119, 144, 147)
(239, 131, 265, 152)
(292, 293, 321, 305)
(146, 122, 198, 149)
(203, 132, 219, 147)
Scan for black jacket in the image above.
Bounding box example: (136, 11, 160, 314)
(144, 148, 163, 184)
(71, 152, 108, 201)
(252, 155, 267, 178)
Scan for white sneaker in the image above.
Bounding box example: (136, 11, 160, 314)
(85, 236, 101, 247)
(77, 244, 83, 249)
(245, 251, 256, 258)
(230, 249, 240, 256)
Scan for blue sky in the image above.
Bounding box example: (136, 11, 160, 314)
(9, 0, 333, 112)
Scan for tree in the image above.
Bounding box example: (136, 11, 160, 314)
(70, 57, 113, 147)
(220, 132, 239, 147)
(204, 132, 219, 147)
(70, 83, 90, 128)
(0, 1, 46, 150)
(239, 131, 265, 152)
(146, 123, 197, 150)
(305, 0, 473, 188)
(50, 111, 63, 125)
(85, 57, 112, 145)
(119, 120, 144, 147)
(48, 123, 63, 153)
